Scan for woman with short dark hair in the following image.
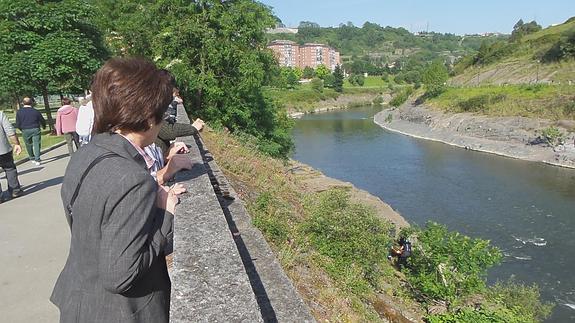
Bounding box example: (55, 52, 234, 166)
(51, 57, 181, 323)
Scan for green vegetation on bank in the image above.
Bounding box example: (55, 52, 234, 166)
(426, 84, 575, 120)
(203, 130, 552, 322)
(264, 75, 388, 112)
(452, 17, 575, 85)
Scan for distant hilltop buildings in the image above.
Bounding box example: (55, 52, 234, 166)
(268, 40, 341, 71)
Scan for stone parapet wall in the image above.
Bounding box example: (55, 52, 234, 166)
(170, 105, 315, 322)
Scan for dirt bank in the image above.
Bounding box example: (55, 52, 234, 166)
(288, 160, 410, 229)
(374, 104, 575, 169)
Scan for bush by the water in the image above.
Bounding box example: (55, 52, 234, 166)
(457, 93, 507, 112)
(390, 86, 414, 107)
(302, 189, 394, 293)
(400, 222, 502, 306)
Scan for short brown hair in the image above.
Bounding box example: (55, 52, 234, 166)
(62, 97, 72, 105)
(91, 57, 174, 133)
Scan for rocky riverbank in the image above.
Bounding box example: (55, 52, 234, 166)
(374, 104, 575, 169)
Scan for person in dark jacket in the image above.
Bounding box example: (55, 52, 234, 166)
(154, 118, 205, 155)
(51, 58, 182, 323)
(15, 97, 46, 165)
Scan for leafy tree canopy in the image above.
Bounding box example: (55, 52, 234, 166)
(0, 0, 109, 129)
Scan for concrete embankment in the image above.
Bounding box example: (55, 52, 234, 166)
(374, 104, 575, 169)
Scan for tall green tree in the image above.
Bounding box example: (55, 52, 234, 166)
(332, 65, 344, 92)
(0, 0, 108, 131)
(422, 60, 449, 98)
(102, 0, 292, 157)
(315, 64, 330, 79)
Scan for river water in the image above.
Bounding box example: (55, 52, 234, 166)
(291, 106, 575, 322)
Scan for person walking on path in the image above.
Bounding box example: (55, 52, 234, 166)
(0, 110, 23, 203)
(76, 97, 94, 146)
(55, 98, 79, 154)
(15, 97, 46, 165)
(51, 57, 181, 323)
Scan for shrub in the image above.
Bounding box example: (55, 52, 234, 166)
(541, 126, 563, 146)
(457, 94, 506, 112)
(401, 222, 502, 307)
(302, 189, 394, 292)
(427, 306, 527, 323)
(310, 77, 324, 93)
(389, 86, 413, 107)
(372, 95, 384, 106)
(487, 280, 553, 322)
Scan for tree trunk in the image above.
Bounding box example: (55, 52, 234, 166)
(12, 93, 20, 114)
(42, 87, 55, 133)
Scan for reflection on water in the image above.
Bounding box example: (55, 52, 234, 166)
(292, 106, 575, 322)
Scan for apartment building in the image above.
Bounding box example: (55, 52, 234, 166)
(268, 40, 341, 71)
(267, 40, 299, 68)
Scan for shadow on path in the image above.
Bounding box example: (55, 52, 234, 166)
(19, 176, 64, 196)
(41, 154, 69, 165)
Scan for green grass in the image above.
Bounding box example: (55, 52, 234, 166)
(344, 76, 387, 88)
(264, 85, 340, 112)
(1, 107, 65, 161)
(428, 84, 575, 120)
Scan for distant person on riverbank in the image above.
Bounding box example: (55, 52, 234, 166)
(0, 111, 23, 203)
(76, 98, 94, 146)
(15, 97, 46, 166)
(388, 236, 412, 268)
(55, 98, 79, 155)
(51, 57, 181, 323)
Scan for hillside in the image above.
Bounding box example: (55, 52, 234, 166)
(267, 22, 505, 74)
(450, 17, 575, 86)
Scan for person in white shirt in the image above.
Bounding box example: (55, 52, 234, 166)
(76, 99, 94, 146)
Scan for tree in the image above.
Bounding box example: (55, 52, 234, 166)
(510, 19, 542, 42)
(332, 65, 344, 92)
(302, 66, 315, 79)
(422, 60, 449, 98)
(323, 74, 335, 88)
(315, 64, 330, 79)
(310, 78, 323, 93)
(0, 0, 108, 131)
(280, 68, 299, 89)
(129, 0, 294, 158)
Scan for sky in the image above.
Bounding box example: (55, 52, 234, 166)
(259, 0, 575, 35)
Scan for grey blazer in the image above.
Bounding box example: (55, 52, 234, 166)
(51, 132, 174, 323)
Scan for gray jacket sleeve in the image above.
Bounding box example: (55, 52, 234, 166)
(98, 172, 173, 294)
(1, 112, 15, 136)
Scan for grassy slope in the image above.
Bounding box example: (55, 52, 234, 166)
(202, 130, 422, 322)
(451, 19, 575, 86)
(427, 84, 575, 120)
(427, 19, 575, 121)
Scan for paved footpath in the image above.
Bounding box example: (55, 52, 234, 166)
(0, 145, 70, 322)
